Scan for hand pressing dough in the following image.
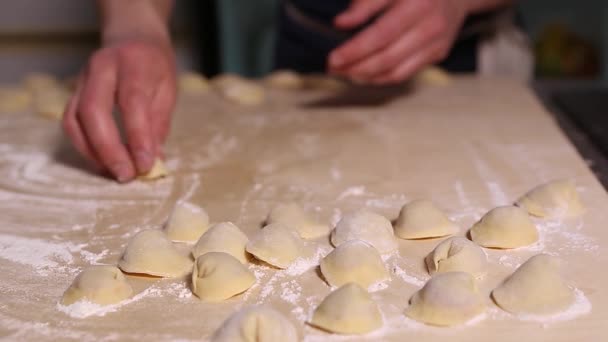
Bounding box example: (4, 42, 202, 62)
(118, 230, 192, 278)
(413, 66, 452, 87)
(394, 199, 458, 239)
(212, 74, 265, 106)
(492, 254, 574, 315)
(470, 206, 538, 249)
(192, 222, 249, 263)
(192, 252, 255, 302)
(138, 158, 169, 180)
(0, 86, 31, 113)
(245, 223, 304, 269)
(212, 306, 298, 342)
(425, 237, 487, 277)
(266, 202, 330, 239)
(516, 180, 584, 219)
(331, 210, 397, 254)
(179, 72, 210, 94)
(165, 201, 210, 242)
(61, 265, 132, 306)
(264, 70, 304, 89)
(310, 283, 383, 335)
(320, 240, 389, 289)
(405, 272, 485, 326)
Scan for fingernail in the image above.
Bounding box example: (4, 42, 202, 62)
(135, 150, 153, 171)
(112, 163, 132, 183)
(330, 53, 343, 67)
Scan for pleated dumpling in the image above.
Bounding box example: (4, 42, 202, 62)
(425, 237, 487, 277)
(267, 202, 330, 239)
(320, 240, 389, 289)
(394, 200, 458, 239)
(516, 180, 584, 219)
(212, 306, 298, 342)
(470, 206, 538, 249)
(192, 252, 255, 302)
(192, 222, 249, 263)
(61, 266, 132, 306)
(331, 210, 397, 254)
(245, 223, 304, 269)
(164, 201, 210, 242)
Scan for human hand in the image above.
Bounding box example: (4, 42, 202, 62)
(328, 0, 470, 84)
(63, 38, 176, 182)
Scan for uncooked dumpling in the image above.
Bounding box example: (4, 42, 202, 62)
(516, 180, 584, 219)
(405, 272, 485, 326)
(310, 283, 383, 335)
(266, 202, 330, 239)
(426, 237, 487, 277)
(179, 72, 210, 94)
(246, 223, 304, 269)
(61, 265, 132, 306)
(192, 252, 255, 302)
(118, 230, 192, 278)
(192, 222, 249, 263)
(470, 206, 538, 249)
(33, 87, 70, 120)
(264, 70, 304, 89)
(413, 66, 452, 87)
(138, 158, 169, 180)
(492, 254, 574, 315)
(320, 240, 389, 289)
(0, 86, 31, 113)
(23, 72, 59, 92)
(212, 306, 298, 342)
(331, 210, 397, 254)
(212, 74, 265, 106)
(164, 201, 210, 242)
(303, 74, 347, 91)
(394, 199, 458, 239)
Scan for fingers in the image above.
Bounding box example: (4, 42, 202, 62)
(334, 0, 391, 29)
(370, 40, 447, 84)
(149, 78, 176, 155)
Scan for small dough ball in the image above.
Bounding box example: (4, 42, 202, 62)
(165, 201, 210, 242)
(61, 265, 132, 306)
(138, 158, 169, 180)
(33, 87, 70, 120)
(245, 223, 304, 269)
(0, 86, 31, 113)
(413, 66, 452, 87)
(516, 180, 584, 219)
(492, 254, 574, 315)
(118, 230, 192, 278)
(331, 210, 397, 254)
(470, 206, 538, 249)
(192, 222, 249, 263)
(320, 240, 389, 289)
(212, 73, 265, 106)
(303, 74, 347, 91)
(264, 70, 304, 89)
(405, 272, 485, 326)
(267, 202, 330, 239)
(310, 283, 383, 335)
(192, 252, 255, 302)
(179, 72, 210, 94)
(212, 306, 298, 342)
(425, 237, 487, 277)
(23, 72, 59, 92)
(394, 199, 459, 239)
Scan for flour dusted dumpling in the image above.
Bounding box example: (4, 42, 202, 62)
(492, 254, 574, 315)
(165, 201, 210, 242)
(192, 222, 249, 263)
(212, 74, 265, 106)
(331, 210, 397, 254)
(394, 200, 458, 239)
(192, 252, 255, 302)
(118, 230, 192, 277)
(246, 223, 304, 269)
(516, 180, 584, 219)
(264, 70, 304, 89)
(320, 240, 389, 289)
(138, 158, 169, 180)
(61, 266, 132, 306)
(470, 206, 538, 249)
(425, 237, 487, 277)
(405, 272, 485, 326)
(267, 202, 330, 239)
(310, 283, 383, 335)
(0, 86, 31, 113)
(179, 72, 210, 94)
(212, 306, 298, 342)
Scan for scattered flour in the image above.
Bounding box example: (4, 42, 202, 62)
(391, 264, 425, 287)
(336, 186, 366, 201)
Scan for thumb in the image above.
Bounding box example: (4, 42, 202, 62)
(334, 0, 392, 29)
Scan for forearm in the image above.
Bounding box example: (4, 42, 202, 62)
(466, 0, 515, 14)
(97, 0, 174, 46)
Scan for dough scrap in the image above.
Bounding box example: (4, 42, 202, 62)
(264, 70, 304, 89)
(192, 222, 249, 263)
(405, 272, 485, 326)
(192, 252, 255, 302)
(413, 66, 452, 87)
(425, 237, 487, 277)
(212, 306, 298, 342)
(320, 239, 389, 289)
(470, 205, 538, 249)
(61, 265, 132, 306)
(179, 72, 210, 94)
(118, 230, 192, 278)
(165, 201, 210, 242)
(492, 254, 574, 315)
(310, 283, 383, 335)
(0, 86, 31, 113)
(266, 202, 330, 239)
(516, 180, 584, 219)
(394, 199, 458, 239)
(212, 74, 265, 106)
(245, 223, 304, 269)
(138, 158, 169, 180)
(331, 210, 397, 254)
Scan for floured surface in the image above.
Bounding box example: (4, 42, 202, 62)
(0, 77, 607, 341)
